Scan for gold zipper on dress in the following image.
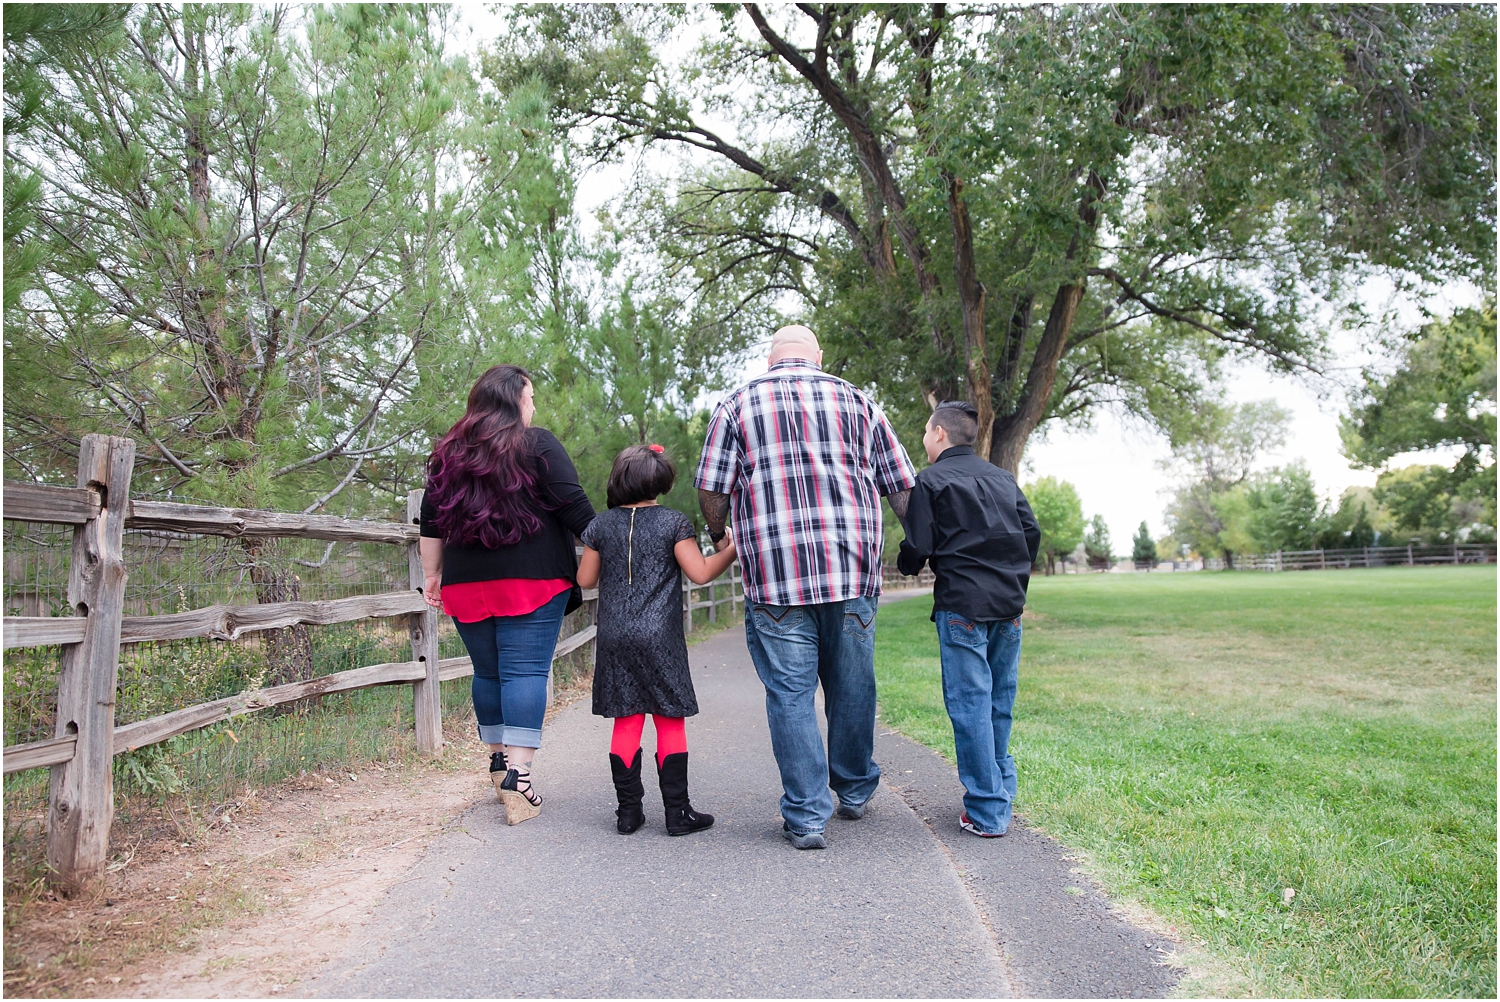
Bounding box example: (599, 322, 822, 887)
(627, 507, 636, 585)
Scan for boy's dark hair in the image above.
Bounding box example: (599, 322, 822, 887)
(930, 400, 979, 447)
(607, 444, 677, 508)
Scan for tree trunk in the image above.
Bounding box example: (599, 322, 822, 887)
(947, 175, 993, 457)
(989, 280, 1086, 473)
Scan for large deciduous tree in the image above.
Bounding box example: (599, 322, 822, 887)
(498, 3, 1496, 470)
(1342, 299, 1496, 534)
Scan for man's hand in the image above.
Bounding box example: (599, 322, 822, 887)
(886, 488, 911, 521)
(699, 488, 731, 549)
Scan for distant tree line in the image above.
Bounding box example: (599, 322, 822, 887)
(1160, 303, 1495, 566)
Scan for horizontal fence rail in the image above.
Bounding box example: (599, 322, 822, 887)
(3, 591, 430, 649)
(1, 444, 747, 893)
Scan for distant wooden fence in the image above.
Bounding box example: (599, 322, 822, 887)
(1, 434, 740, 892)
(882, 564, 935, 589)
(1203, 542, 1496, 572)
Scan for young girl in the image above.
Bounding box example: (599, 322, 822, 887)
(575, 444, 737, 835)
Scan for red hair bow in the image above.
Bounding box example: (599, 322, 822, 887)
(648, 443, 664, 453)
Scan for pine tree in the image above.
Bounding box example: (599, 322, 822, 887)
(1132, 522, 1157, 568)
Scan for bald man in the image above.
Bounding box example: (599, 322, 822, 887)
(695, 325, 916, 849)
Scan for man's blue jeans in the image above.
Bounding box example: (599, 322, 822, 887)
(744, 596, 880, 834)
(935, 611, 1021, 835)
(452, 590, 568, 749)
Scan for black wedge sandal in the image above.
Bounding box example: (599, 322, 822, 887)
(499, 764, 542, 825)
(488, 750, 508, 801)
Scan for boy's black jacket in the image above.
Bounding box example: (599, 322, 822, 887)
(897, 446, 1041, 622)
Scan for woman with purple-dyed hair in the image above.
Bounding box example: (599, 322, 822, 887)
(418, 364, 596, 825)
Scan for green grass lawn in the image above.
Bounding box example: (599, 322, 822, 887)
(874, 566, 1496, 998)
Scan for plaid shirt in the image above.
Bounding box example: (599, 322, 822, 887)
(695, 358, 917, 606)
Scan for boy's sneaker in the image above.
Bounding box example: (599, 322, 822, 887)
(959, 812, 1006, 838)
(835, 787, 874, 820)
(782, 823, 827, 850)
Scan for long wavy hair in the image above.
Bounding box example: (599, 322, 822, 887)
(424, 364, 547, 548)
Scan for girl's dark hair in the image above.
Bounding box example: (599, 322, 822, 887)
(425, 364, 546, 547)
(607, 445, 676, 508)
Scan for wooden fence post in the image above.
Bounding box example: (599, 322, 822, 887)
(682, 577, 692, 636)
(1407, 543, 1414, 566)
(47, 434, 134, 894)
(407, 491, 442, 754)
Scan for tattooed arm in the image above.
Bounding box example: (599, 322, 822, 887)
(886, 488, 911, 522)
(699, 488, 732, 552)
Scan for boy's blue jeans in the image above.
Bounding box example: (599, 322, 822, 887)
(935, 610, 1021, 835)
(744, 596, 880, 835)
(452, 590, 568, 749)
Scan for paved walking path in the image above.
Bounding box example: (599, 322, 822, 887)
(309, 596, 1179, 998)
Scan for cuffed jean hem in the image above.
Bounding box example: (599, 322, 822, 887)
(500, 726, 542, 749)
(476, 723, 506, 745)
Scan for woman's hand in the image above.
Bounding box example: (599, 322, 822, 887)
(423, 574, 442, 609)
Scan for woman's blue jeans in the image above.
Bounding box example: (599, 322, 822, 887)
(452, 590, 568, 749)
(935, 611, 1021, 835)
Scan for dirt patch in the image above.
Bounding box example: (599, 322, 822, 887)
(4, 681, 592, 999)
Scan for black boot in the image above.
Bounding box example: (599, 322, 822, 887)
(656, 752, 714, 836)
(609, 749, 646, 834)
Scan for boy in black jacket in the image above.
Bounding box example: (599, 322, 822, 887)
(897, 401, 1041, 837)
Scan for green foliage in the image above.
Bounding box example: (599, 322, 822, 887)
(114, 743, 183, 798)
(874, 567, 1497, 997)
(1164, 400, 1289, 564)
(1317, 488, 1382, 550)
(1343, 300, 1497, 541)
(1024, 476, 1084, 572)
(1131, 521, 1156, 564)
(497, 4, 1497, 469)
(2, 4, 128, 310)
(1246, 464, 1323, 552)
(1083, 513, 1112, 562)
(1374, 464, 1495, 544)
(1, 6, 549, 511)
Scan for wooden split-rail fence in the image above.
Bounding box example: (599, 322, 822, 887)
(1202, 542, 1496, 572)
(1, 434, 742, 892)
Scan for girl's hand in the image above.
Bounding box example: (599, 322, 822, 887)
(423, 574, 442, 608)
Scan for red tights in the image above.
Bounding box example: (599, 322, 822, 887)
(610, 714, 686, 766)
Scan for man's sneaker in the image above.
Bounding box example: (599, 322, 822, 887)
(782, 824, 827, 850)
(959, 812, 1006, 838)
(835, 787, 874, 820)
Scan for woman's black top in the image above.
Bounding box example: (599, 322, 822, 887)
(419, 428, 596, 604)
